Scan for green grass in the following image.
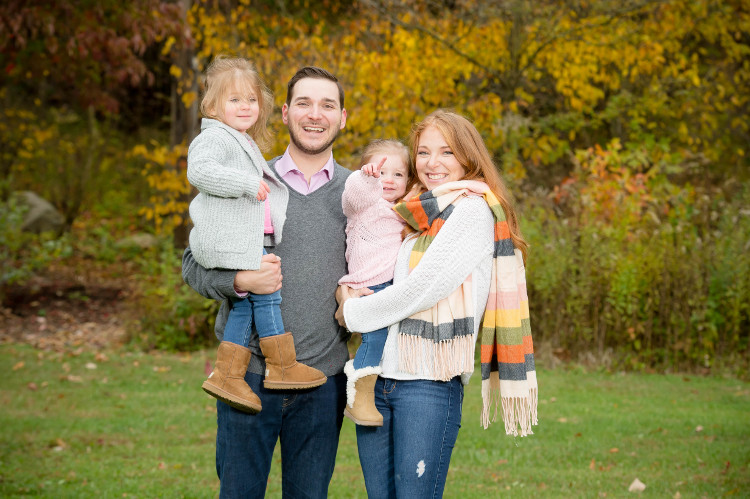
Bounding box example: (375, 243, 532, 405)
(1, 343, 748, 498)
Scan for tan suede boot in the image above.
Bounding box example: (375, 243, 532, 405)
(259, 332, 327, 389)
(343, 359, 383, 426)
(202, 341, 262, 414)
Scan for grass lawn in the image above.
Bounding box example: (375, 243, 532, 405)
(1, 343, 748, 498)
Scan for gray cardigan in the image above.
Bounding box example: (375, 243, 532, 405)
(187, 118, 288, 270)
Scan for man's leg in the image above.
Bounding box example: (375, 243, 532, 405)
(216, 372, 282, 499)
(278, 373, 346, 498)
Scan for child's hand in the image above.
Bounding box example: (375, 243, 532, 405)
(361, 157, 387, 178)
(256, 180, 270, 201)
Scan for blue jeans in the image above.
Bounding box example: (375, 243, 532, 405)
(223, 249, 285, 345)
(352, 280, 392, 369)
(356, 377, 463, 499)
(216, 371, 346, 498)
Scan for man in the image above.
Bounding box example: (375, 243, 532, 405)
(182, 67, 351, 498)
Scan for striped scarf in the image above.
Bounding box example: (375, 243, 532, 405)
(393, 180, 538, 435)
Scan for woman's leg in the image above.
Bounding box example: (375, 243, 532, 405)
(390, 378, 463, 498)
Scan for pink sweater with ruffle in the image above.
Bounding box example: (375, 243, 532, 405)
(338, 171, 405, 289)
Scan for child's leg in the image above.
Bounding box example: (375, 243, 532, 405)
(202, 295, 261, 413)
(253, 249, 326, 389)
(344, 281, 392, 426)
(223, 297, 254, 345)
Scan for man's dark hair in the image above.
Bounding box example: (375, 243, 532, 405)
(286, 67, 345, 108)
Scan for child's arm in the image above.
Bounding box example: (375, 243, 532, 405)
(342, 157, 388, 218)
(187, 130, 262, 199)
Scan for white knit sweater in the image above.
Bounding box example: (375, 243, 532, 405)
(343, 196, 495, 383)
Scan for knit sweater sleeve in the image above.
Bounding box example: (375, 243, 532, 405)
(343, 196, 494, 333)
(187, 129, 261, 199)
(181, 247, 240, 301)
(341, 170, 383, 218)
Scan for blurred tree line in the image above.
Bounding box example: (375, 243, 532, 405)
(1, 0, 748, 372)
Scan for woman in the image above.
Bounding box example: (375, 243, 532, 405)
(336, 110, 538, 498)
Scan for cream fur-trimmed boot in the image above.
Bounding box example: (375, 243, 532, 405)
(344, 359, 383, 426)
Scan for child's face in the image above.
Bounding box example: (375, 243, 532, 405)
(373, 154, 409, 203)
(222, 84, 260, 133)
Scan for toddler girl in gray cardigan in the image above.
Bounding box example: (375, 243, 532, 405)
(187, 56, 326, 414)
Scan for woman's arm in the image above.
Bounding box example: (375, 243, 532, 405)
(342, 197, 494, 333)
(182, 247, 282, 300)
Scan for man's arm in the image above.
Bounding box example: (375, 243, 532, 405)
(182, 247, 283, 300)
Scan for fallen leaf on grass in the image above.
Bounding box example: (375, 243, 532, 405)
(61, 375, 83, 383)
(497, 459, 508, 465)
(609, 448, 619, 453)
(153, 366, 171, 373)
(158, 462, 167, 470)
(720, 461, 731, 474)
(590, 458, 596, 470)
(628, 478, 646, 492)
(27, 382, 38, 391)
(85, 362, 97, 370)
(12, 361, 24, 371)
(695, 425, 704, 432)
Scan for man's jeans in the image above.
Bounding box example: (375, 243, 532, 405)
(216, 371, 346, 498)
(355, 376, 463, 499)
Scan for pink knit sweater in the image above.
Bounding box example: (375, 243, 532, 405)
(338, 171, 405, 289)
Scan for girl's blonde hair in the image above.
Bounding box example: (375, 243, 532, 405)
(359, 139, 410, 170)
(408, 109, 528, 262)
(200, 55, 273, 151)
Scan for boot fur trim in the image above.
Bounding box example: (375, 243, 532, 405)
(344, 359, 382, 408)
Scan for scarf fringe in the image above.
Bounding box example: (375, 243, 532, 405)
(481, 374, 539, 434)
(398, 333, 474, 381)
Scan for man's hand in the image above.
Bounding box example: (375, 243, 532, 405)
(233, 253, 282, 294)
(256, 180, 270, 201)
(360, 156, 387, 178)
(334, 284, 374, 329)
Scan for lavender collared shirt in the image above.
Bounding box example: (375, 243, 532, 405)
(274, 147, 335, 195)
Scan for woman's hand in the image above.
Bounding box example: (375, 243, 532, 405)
(233, 253, 282, 295)
(335, 285, 374, 329)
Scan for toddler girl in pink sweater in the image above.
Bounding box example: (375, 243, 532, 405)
(340, 139, 414, 426)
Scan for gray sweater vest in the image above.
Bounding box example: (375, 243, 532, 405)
(245, 158, 352, 376)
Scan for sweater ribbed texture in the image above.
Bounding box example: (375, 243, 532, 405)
(187, 118, 288, 270)
(338, 171, 405, 288)
(343, 196, 495, 383)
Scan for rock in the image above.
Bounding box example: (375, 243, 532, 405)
(16, 191, 65, 234)
(116, 233, 159, 250)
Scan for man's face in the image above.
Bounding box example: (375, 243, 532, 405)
(282, 78, 347, 156)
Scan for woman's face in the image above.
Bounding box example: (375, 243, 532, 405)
(415, 126, 466, 190)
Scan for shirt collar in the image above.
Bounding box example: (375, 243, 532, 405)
(275, 146, 335, 180)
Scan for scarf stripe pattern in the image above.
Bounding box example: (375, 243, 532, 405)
(394, 180, 538, 435)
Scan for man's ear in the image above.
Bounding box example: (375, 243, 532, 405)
(340, 108, 347, 129)
(281, 103, 289, 125)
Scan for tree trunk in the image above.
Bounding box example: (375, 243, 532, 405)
(170, 0, 199, 249)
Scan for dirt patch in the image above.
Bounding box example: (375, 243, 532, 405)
(0, 267, 135, 352)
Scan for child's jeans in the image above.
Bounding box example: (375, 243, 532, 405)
(352, 280, 392, 370)
(223, 249, 285, 346)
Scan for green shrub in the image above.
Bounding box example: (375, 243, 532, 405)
(523, 143, 750, 374)
(0, 185, 73, 301)
(131, 241, 218, 351)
